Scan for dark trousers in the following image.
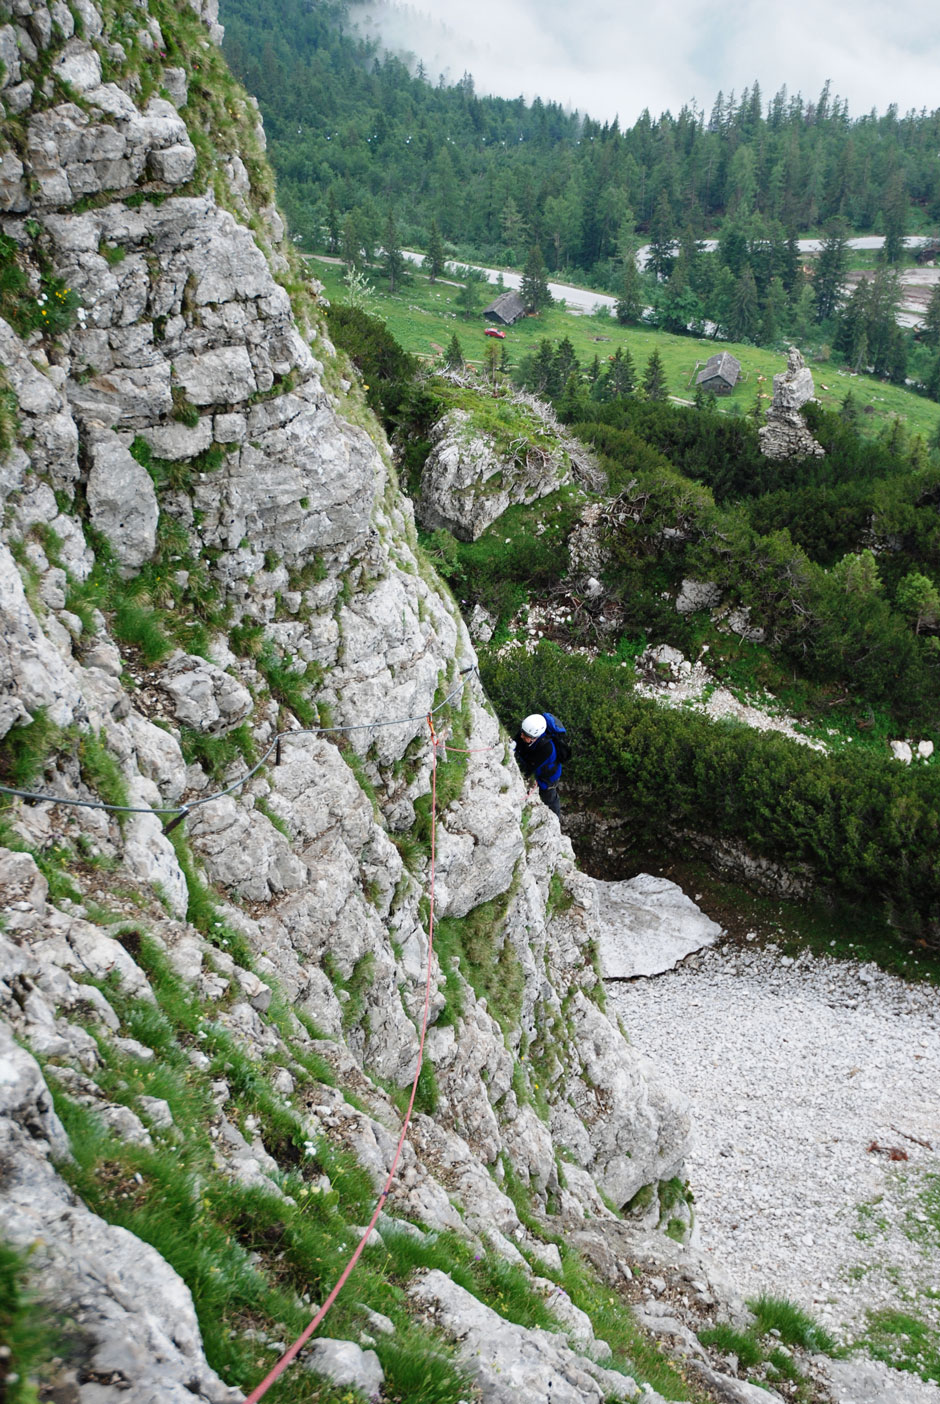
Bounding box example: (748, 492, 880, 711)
(539, 785, 561, 817)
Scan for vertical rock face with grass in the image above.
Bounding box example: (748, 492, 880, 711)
(0, 1, 697, 1399)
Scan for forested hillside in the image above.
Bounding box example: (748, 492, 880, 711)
(219, 0, 940, 391)
(220, 0, 940, 261)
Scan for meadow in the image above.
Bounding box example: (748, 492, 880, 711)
(309, 256, 940, 444)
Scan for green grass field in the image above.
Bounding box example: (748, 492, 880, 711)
(309, 256, 940, 444)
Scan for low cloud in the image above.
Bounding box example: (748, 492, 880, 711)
(349, 0, 940, 122)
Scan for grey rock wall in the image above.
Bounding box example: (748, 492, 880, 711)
(0, 1, 699, 1399)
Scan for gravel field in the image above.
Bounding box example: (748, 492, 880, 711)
(607, 943, 940, 1386)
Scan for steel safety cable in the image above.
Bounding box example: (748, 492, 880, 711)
(0, 667, 477, 823)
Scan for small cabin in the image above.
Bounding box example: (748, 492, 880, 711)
(696, 351, 741, 396)
(482, 290, 526, 326)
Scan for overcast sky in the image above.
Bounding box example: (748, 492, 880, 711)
(349, 0, 940, 125)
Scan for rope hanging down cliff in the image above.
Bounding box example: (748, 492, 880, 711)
(243, 710, 444, 1404)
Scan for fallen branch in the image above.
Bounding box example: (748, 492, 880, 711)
(890, 1125, 934, 1151)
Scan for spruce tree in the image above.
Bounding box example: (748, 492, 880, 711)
(645, 191, 676, 281)
(457, 270, 483, 320)
(383, 210, 405, 293)
(425, 219, 446, 282)
(922, 284, 940, 350)
(607, 346, 636, 397)
(814, 218, 849, 322)
(552, 336, 578, 388)
(615, 253, 644, 324)
(729, 265, 760, 343)
(326, 187, 341, 255)
(521, 244, 552, 313)
(340, 212, 361, 270)
(642, 348, 668, 401)
(444, 332, 464, 369)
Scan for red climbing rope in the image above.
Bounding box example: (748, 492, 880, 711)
(243, 715, 441, 1403)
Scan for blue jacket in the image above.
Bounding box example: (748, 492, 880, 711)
(514, 731, 561, 789)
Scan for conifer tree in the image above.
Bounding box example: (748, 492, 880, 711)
(642, 348, 668, 401)
(531, 338, 557, 394)
(424, 219, 446, 282)
(729, 265, 760, 342)
(326, 187, 341, 255)
(340, 212, 361, 270)
(383, 210, 405, 293)
(615, 253, 644, 325)
(607, 346, 636, 398)
(521, 244, 552, 313)
(922, 283, 940, 350)
(814, 218, 849, 322)
(552, 336, 578, 388)
(456, 269, 484, 319)
(839, 390, 860, 426)
(645, 191, 676, 281)
(444, 332, 464, 369)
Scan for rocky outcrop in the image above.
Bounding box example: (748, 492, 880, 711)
(416, 402, 568, 540)
(0, 3, 703, 1399)
(411, 1269, 655, 1403)
(415, 389, 599, 541)
(758, 346, 825, 461)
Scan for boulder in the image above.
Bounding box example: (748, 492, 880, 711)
(304, 1339, 384, 1397)
(676, 578, 723, 615)
(595, 874, 722, 979)
(416, 404, 571, 542)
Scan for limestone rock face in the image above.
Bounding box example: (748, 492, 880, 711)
(158, 652, 253, 735)
(0, 542, 87, 735)
(85, 425, 160, 572)
(759, 347, 825, 461)
(0, 1, 711, 1398)
(416, 401, 572, 541)
(0, 1030, 242, 1404)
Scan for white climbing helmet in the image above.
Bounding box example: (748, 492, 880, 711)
(521, 713, 547, 739)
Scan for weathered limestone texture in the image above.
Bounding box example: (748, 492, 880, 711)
(595, 874, 722, 979)
(759, 346, 825, 460)
(416, 404, 571, 540)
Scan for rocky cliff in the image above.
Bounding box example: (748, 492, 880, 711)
(3, 5, 909, 1402)
(0, 3, 723, 1400)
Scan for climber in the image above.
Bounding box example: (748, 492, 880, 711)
(513, 713, 562, 818)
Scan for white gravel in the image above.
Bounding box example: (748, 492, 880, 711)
(607, 943, 940, 1374)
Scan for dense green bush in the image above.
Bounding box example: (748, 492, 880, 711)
(325, 301, 418, 423)
(482, 641, 940, 943)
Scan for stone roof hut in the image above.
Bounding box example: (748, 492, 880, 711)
(483, 290, 526, 325)
(696, 351, 741, 395)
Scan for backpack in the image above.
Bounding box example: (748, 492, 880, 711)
(541, 712, 570, 764)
